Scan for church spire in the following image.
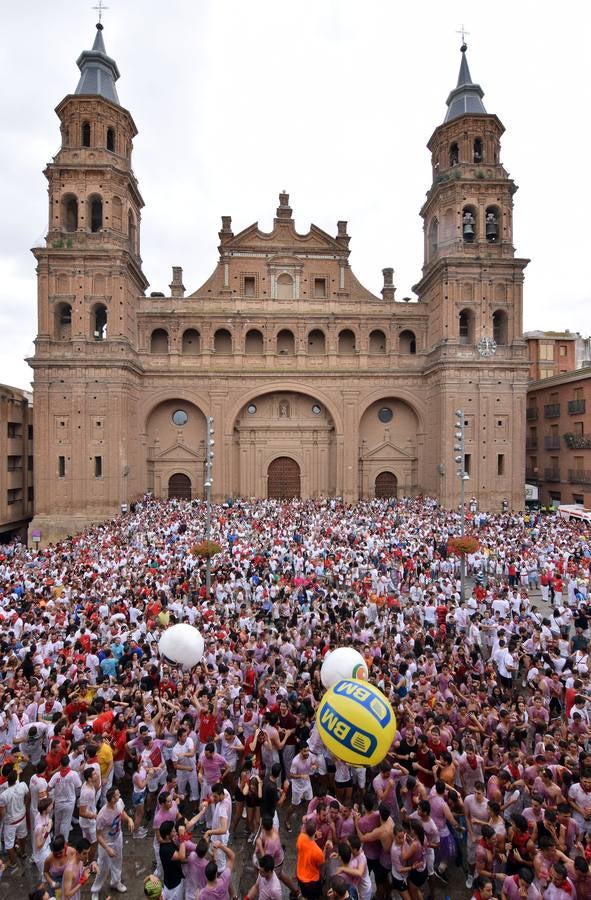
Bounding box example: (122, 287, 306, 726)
(443, 43, 486, 123)
(75, 23, 120, 105)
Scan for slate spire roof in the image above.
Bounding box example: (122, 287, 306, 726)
(444, 43, 486, 123)
(75, 23, 120, 105)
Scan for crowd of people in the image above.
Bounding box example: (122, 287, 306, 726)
(0, 495, 589, 900)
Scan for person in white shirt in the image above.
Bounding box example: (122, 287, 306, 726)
(0, 769, 29, 868)
(48, 754, 82, 841)
(172, 727, 199, 802)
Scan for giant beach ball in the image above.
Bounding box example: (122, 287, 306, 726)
(321, 647, 368, 689)
(316, 678, 396, 766)
(158, 623, 205, 669)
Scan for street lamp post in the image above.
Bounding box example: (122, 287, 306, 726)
(204, 416, 215, 599)
(453, 408, 470, 600)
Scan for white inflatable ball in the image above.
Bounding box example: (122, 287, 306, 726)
(321, 647, 368, 689)
(158, 623, 205, 669)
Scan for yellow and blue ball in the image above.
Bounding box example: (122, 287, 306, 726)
(316, 678, 396, 767)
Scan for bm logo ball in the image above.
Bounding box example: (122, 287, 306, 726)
(316, 678, 396, 766)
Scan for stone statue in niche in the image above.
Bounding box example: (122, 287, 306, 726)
(279, 399, 290, 418)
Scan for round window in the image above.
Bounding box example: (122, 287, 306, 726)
(378, 407, 393, 423)
(172, 409, 188, 426)
(311, 404, 322, 415)
(247, 403, 257, 415)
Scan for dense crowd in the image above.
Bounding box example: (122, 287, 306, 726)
(0, 496, 590, 900)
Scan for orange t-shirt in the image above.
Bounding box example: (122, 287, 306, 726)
(296, 833, 324, 882)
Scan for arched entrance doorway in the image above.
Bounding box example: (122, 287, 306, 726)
(168, 473, 192, 500)
(268, 457, 301, 499)
(375, 471, 397, 498)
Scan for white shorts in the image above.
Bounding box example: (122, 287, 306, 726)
(291, 780, 313, 806)
(351, 767, 367, 789)
(4, 816, 27, 849)
(81, 821, 97, 842)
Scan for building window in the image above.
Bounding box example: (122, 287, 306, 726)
(277, 273, 293, 300)
(7, 456, 22, 471)
(574, 422, 584, 436)
(28, 455, 33, 472)
(485, 206, 500, 243)
(245, 329, 264, 355)
(464, 453, 471, 476)
(61, 195, 78, 232)
(150, 329, 169, 353)
(277, 329, 295, 355)
(429, 218, 439, 257)
(312, 404, 322, 415)
(307, 329, 326, 355)
(539, 367, 554, 380)
(7, 422, 21, 438)
(492, 310, 508, 345)
(538, 342, 554, 360)
(474, 138, 483, 163)
(106, 127, 115, 152)
(378, 407, 393, 423)
(27, 486, 34, 503)
(369, 329, 386, 353)
(181, 329, 200, 356)
(462, 206, 477, 242)
(247, 404, 257, 415)
(497, 453, 505, 476)
(93, 304, 108, 341)
(7, 488, 22, 505)
(449, 143, 459, 166)
(459, 309, 474, 344)
(313, 278, 327, 299)
(94, 456, 103, 478)
(171, 410, 188, 426)
(81, 121, 91, 147)
(58, 456, 66, 477)
(399, 330, 417, 354)
(338, 329, 356, 355)
(56, 303, 72, 340)
(128, 210, 137, 253)
(559, 345, 567, 357)
(89, 196, 103, 232)
(243, 276, 256, 298)
(573, 494, 585, 505)
(213, 328, 232, 355)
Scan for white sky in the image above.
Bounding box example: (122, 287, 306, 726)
(1, 0, 590, 390)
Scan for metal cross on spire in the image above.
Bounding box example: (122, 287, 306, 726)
(92, 0, 109, 23)
(456, 24, 470, 50)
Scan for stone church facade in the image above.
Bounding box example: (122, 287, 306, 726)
(28, 26, 529, 544)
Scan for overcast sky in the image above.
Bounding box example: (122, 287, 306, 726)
(1, 0, 590, 390)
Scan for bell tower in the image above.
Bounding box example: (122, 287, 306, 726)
(414, 43, 529, 511)
(29, 23, 148, 544)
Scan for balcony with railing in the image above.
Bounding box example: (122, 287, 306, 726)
(563, 433, 591, 449)
(525, 437, 538, 450)
(526, 407, 538, 421)
(544, 467, 561, 482)
(568, 399, 586, 414)
(544, 403, 561, 418)
(525, 468, 538, 481)
(544, 435, 561, 450)
(568, 469, 591, 484)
